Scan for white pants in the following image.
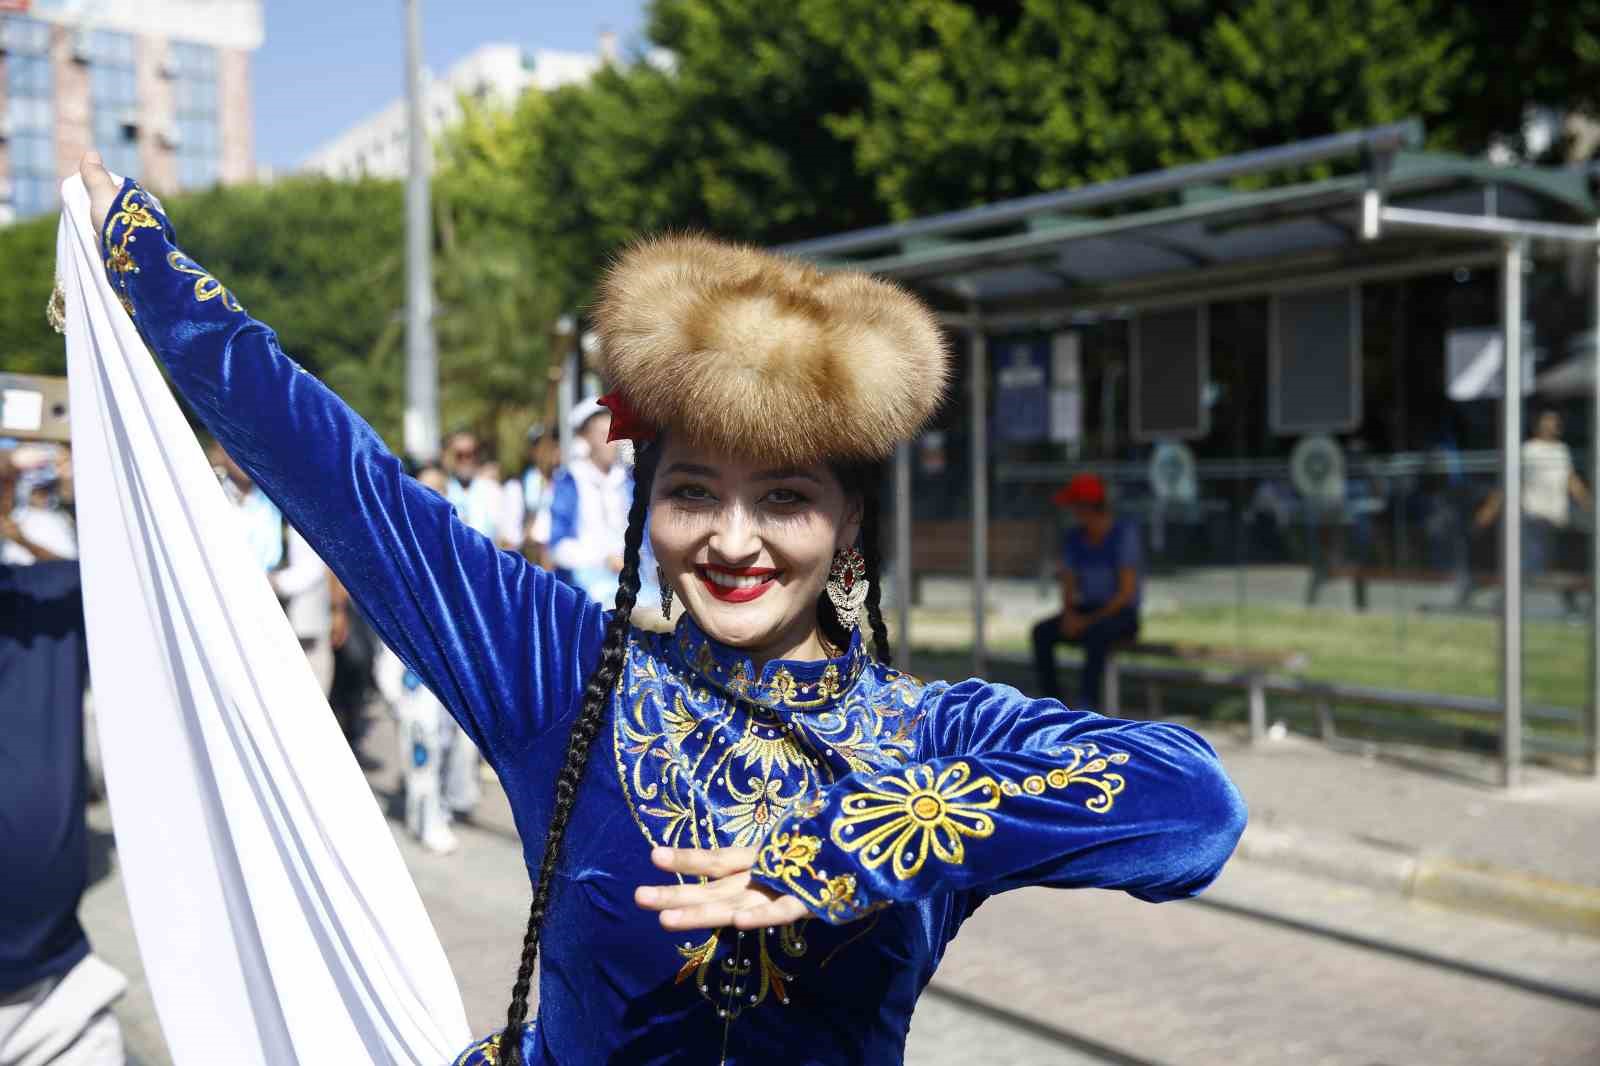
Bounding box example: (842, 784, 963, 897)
(0, 956, 125, 1066)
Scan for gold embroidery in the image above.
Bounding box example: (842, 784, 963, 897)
(830, 762, 1000, 880)
(103, 186, 161, 286)
(1012, 743, 1130, 813)
(167, 251, 243, 312)
(770, 667, 799, 703)
(450, 1031, 505, 1065)
(754, 826, 882, 923)
(612, 628, 930, 1012)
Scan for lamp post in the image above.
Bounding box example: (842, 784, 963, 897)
(401, 0, 439, 461)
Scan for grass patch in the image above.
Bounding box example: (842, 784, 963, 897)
(904, 602, 1589, 711)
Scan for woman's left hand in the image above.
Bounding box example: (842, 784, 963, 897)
(635, 846, 810, 931)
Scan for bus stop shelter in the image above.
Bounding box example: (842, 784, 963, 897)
(783, 121, 1600, 787)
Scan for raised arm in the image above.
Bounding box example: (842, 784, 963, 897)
(84, 163, 605, 760)
(751, 680, 1246, 924)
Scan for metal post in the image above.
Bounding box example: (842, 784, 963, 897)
(401, 0, 439, 461)
(894, 441, 913, 673)
(1591, 247, 1600, 778)
(1501, 239, 1526, 789)
(555, 318, 577, 460)
(970, 309, 990, 676)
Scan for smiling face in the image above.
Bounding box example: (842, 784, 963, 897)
(649, 437, 861, 665)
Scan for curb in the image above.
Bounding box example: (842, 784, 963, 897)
(1235, 823, 1600, 938)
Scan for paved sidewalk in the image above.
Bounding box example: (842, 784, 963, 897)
(1197, 724, 1600, 888)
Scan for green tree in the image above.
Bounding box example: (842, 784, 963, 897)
(806, 0, 1474, 220)
(0, 214, 66, 375)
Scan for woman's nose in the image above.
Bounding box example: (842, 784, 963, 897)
(707, 506, 761, 563)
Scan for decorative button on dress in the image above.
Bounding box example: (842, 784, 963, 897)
(100, 180, 1247, 1066)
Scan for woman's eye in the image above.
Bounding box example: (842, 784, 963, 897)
(765, 488, 808, 506)
(670, 484, 714, 502)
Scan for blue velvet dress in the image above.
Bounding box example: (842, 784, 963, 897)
(99, 180, 1248, 1066)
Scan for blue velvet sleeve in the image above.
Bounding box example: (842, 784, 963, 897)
(751, 680, 1246, 924)
(97, 179, 606, 763)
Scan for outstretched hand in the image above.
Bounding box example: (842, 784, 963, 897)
(635, 846, 810, 932)
(79, 152, 120, 234)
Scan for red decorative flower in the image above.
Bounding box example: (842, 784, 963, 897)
(598, 391, 657, 444)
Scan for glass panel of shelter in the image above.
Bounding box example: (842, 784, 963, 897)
(965, 257, 1592, 770)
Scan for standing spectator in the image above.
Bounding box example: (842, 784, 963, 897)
(1, 448, 77, 565)
(403, 464, 482, 825)
(1, 557, 127, 1065)
(327, 572, 381, 767)
(272, 523, 336, 696)
(498, 425, 559, 561)
(548, 399, 631, 606)
(441, 429, 502, 541)
(1476, 409, 1593, 612)
(210, 442, 335, 695)
(1031, 473, 1143, 710)
(210, 442, 284, 571)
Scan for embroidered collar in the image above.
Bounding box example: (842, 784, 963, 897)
(667, 615, 866, 711)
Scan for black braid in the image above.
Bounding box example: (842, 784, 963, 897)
(858, 488, 892, 665)
(498, 442, 660, 1065)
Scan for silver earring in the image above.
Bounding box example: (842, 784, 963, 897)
(825, 547, 868, 631)
(658, 566, 673, 620)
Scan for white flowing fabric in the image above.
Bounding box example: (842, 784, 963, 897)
(56, 175, 471, 1065)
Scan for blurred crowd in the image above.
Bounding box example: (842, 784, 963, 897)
(0, 394, 648, 868)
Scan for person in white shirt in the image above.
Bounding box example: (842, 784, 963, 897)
(441, 430, 502, 543)
(548, 399, 633, 606)
(272, 524, 335, 695)
(1477, 410, 1592, 610)
(497, 425, 559, 560)
(211, 443, 336, 692)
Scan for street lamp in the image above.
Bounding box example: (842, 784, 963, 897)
(401, 0, 439, 461)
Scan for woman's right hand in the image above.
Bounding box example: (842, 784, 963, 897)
(79, 151, 121, 234)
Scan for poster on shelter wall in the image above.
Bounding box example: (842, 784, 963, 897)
(993, 337, 1049, 442)
(1049, 332, 1083, 444)
(1446, 326, 1536, 400)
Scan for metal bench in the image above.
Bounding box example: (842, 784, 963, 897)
(1094, 642, 1309, 741)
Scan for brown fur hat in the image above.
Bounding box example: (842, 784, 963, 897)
(593, 234, 949, 465)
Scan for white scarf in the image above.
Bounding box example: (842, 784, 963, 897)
(56, 175, 470, 1064)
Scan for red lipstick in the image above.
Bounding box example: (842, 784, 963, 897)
(696, 563, 779, 604)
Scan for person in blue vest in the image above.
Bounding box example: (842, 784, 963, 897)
(83, 157, 1243, 1066)
(1031, 473, 1143, 710)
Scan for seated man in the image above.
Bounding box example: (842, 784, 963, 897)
(1031, 473, 1142, 710)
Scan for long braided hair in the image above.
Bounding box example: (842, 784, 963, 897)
(496, 449, 889, 1061)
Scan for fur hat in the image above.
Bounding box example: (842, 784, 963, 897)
(593, 235, 949, 465)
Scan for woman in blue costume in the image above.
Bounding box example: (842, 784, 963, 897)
(80, 156, 1246, 1066)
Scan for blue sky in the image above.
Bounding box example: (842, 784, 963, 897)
(253, 0, 648, 172)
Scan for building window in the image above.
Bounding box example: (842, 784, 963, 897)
(3, 15, 57, 219)
(88, 30, 140, 179)
(169, 41, 219, 188)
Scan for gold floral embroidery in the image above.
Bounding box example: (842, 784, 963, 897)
(1011, 743, 1130, 813)
(753, 826, 881, 923)
(449, 1031, 506, 1065)
(167, 251, 243, 312)
(671, 623, 867, 709)
(830, 762, 1001, 880)
(769, 668, 799, 703)
(103, 186, 161, 285)
(675, 927, 808, 1015)
(613, 628, 929, 1014)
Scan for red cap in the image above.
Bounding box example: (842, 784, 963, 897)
(1052, 473, 1106, 507)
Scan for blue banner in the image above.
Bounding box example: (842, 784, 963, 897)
(993, 337, 1050, 442)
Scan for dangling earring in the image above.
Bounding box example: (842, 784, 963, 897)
(826, 547, 868, 632)
(658, 566, 673, 621)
